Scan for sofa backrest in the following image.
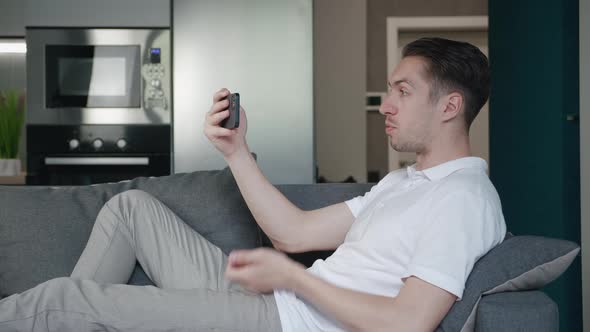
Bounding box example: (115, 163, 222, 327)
(0, 168, 375, 296)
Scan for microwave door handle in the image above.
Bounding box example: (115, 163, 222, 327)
(44, 157, 149, 166)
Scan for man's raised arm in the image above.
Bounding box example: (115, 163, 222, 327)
(204, 88, 354, 252)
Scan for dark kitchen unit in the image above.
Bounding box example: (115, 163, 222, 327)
(25, 28, 172, 185)
(26, 125, 170, 185)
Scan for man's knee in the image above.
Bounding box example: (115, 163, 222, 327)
(37, 277, 79, 300)
(114, 189, 154, 204)
(46, 277, 76, 289)
(104, 190, 163, 231)
(106, 189, 155, 213)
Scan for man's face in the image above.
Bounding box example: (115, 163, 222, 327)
(379, 56, 439, 153)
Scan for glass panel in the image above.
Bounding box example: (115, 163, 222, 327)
(45, 45, 140, 108)
(59, 57, 127, 96)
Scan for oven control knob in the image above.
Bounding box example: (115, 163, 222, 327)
(116, 138, 128, 150)
(92, 138, 103, 150)
(68, 139, 80, 150)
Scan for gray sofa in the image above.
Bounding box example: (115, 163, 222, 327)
(0, 165, 579, 331)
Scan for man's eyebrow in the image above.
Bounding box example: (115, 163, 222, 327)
(387, 79, 415, 89)
(392, 79, 415, 88)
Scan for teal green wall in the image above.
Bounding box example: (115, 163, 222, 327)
(489, 0, 581, 331)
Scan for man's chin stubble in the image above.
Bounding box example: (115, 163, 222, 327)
(390, 140, 419, 153)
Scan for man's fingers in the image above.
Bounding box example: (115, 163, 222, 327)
(207, 109, 229, 125)
(225, 268, 257, 293)
(224, 266, 241, 281)
(210, 99, 229, 115)
(207, 126, 235, 137)
(229, 249, 259, 266)
(225, 263, 250, 280)
(213, 88, 230, 103)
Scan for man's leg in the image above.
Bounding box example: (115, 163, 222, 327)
(71, 189, 238, 291)
(0, 277, 282, 331)
(0, 189, 282, 331)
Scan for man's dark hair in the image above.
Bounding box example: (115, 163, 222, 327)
(402, 37, 490, 129)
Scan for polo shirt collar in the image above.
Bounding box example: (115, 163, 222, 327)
(406, 157, 488, 181)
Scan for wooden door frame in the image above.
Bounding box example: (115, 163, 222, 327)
(385, 16, 488, 171)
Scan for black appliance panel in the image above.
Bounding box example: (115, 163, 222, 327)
(27, 125, 171, 186)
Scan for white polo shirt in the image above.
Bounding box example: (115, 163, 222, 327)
(273, 157, 507, 332)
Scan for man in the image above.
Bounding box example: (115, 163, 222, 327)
(0, 37, 505, 332)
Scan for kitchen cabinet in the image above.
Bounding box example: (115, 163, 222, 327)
(0, 0, 25, 36)
(1, 0, 170, 32)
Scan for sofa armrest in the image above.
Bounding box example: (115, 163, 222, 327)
(475, 290, 558, 332)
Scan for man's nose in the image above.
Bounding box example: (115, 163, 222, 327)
(379, 98, 398, 116)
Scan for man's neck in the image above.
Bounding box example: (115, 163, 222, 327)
(414, 135, 471, 171)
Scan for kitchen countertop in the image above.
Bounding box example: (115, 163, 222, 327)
(0, 173, 26, 185)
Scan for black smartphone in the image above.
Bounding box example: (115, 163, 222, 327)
(220, 92, 240, 129)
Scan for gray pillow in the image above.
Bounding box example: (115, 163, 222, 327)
(0, 154, 260, 297)
(436, 232, 580, 332)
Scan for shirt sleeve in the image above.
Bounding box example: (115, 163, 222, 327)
(344, 194, 367, 219)
(401, 190, 505, 301)
(344, 173, 392, 218)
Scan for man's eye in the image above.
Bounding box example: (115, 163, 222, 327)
(400, 89, 408, 96)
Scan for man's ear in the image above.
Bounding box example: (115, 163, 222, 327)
(440, 92, 463, 122)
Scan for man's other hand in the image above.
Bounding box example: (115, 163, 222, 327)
(225, 247, 305, 293)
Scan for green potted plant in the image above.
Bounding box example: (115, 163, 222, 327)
(0, 90, 26, 176)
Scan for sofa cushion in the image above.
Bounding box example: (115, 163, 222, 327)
(436, 233, 579, 332)
(474, 290, 558, 332)
(0, 156, 260, 297)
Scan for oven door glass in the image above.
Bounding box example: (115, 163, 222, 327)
(45, 45, 141, 108)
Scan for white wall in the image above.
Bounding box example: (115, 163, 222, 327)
(580, 0, 590, 329)
(173, 0, 314, 184)
(314, 0, 367, 183)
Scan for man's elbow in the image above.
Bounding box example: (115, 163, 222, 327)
(270, 237, 299, 253)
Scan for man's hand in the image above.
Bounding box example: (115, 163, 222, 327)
(224, 247, 306, 293)
(203, 88, 249, 159)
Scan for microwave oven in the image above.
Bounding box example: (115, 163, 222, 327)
(26, 28, 171, 125)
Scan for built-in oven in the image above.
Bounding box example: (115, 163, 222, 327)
(26, 28, 172, 185)
(26, 125, 170, 186)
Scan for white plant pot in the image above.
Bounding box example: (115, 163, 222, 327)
(0, 159, 21, 176)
